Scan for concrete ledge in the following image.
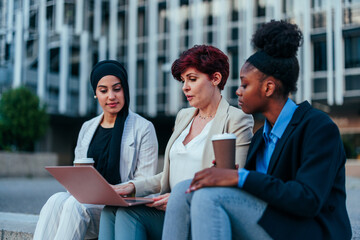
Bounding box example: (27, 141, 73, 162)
(0, 212, 38, 240)
(0, 152, 58, 177)
(347, 160, 360, 178)
(0, 177, 359, 239)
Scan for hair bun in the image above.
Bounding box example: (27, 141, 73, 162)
(252, 20, 303, 58)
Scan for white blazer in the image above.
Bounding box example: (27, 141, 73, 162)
(133, 98, 254, 196)
(74, 110, 158, 183)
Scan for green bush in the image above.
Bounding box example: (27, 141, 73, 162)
(0, 87, 49, 151)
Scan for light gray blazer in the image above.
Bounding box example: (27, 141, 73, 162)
(133, 98, 254, 196)
(74, 110, 158, 183)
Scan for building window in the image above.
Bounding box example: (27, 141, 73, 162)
(256, 0, 266, 17)
(344, 5, 360, 25)
(313, 40, 327, 71)
(64, 2, 75, 27)
(345, 75, 360, 91)
(345, 34, 360, 68)
(312, 11, 326, 29)
(313, 78, 327, 93)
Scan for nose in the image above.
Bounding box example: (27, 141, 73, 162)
(236, 86, 242, 97)
(108, 90, 116, 99)
(182, 80, 189, 92)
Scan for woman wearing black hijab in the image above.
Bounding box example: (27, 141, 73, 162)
(34, 60, 159, 240)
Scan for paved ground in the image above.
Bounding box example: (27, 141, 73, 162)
(0, 160, 359, 239)
(0, 177, 65, 214)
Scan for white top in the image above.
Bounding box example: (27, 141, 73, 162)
(169, 118, 214, 189)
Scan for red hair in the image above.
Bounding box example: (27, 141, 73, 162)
(171, 45, 229, 90)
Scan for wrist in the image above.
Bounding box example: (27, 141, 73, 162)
(232, 169, 239, 186)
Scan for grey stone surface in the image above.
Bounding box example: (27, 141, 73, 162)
(0, 175, 359, 239)
(0, 152, 58, 178)
(0, 177, 65, 214)
(347, 177, 360, 239)
(0, 212, 38, 234)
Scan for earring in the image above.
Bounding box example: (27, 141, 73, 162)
(94, 95, 97, 99)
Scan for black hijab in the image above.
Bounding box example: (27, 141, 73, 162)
(89, 60, 129, 184)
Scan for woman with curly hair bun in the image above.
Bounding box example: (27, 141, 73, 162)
(163, 20, 352, 240)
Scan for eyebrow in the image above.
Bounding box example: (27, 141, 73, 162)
(182, 73, 198, 79)
(97, 82, 122, 88)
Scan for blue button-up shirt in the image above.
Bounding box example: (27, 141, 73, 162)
(238, 98, 298, 187)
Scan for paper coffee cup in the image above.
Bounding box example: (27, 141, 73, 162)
(211, 133, 236, 169)
(73, 158, 94, 166)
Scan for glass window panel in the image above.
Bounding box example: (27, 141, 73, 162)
(313, 40, 327, 71)
(345, 75, 360, 90)
(313, 78, 327, 93)
(345, 35, 360, 68)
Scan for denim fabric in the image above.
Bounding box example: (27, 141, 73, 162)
(163, 179, 272, 240)
(99, 205, 165, 240)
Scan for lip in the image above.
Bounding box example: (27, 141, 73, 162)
(238, 100, 243, 107)
(107, 102, 118, 108)
(186, 95, 193, 101)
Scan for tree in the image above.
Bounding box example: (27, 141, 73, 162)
(0, 87, 49, 151)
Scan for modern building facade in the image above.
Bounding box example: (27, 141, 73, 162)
(1, 0, 360, 160)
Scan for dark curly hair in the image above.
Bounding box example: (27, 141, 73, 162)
(171, 45, 229, 90)
(246, 20, 303, 96)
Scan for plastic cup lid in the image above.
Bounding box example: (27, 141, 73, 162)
(73, 158, 94, 164)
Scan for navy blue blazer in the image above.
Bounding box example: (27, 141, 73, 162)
(242, 101, 352, 240)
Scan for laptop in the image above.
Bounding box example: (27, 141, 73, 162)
(45, 166, 154, 207)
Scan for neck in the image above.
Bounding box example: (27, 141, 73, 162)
(102, 113, 117, 128)
(262, 97, 288, 127)
(198, 93, 222, 118)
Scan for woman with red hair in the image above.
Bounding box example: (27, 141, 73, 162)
(98, 45, 254, 239)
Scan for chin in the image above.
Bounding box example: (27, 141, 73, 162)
(188, 101, 198, 108)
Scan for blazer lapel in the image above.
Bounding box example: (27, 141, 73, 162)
(167, 109, 197, 149)
(160, 108, 197, 193)
(202, 97, 229, 168)
(266, 123, 296, 174)
(121, 111, 135, 182)
(245, 130, 264, 170)
(82, 114, 103, 147)
(267, 101, 311, 174)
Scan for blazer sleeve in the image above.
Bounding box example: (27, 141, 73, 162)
(243, 113, 345, 217)
(74, 120, 92, 160)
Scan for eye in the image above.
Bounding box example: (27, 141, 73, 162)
(241, 84, 247, 89)
(99, 89, 107, 93)
(113, 86, 122, 92)
(189, 77, 197, 81)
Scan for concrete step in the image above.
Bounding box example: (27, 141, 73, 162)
(0, 212, 38, 240)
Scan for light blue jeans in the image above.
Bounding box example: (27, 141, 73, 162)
(98, 205, 165, 240)
(162, 179, 272, 240)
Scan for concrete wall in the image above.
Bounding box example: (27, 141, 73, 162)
(0, 152, 58, 177)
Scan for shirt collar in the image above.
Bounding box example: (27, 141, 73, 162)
(263, 98, 298, 141)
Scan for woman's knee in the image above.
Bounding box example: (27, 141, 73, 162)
(172, 179, 192, 194)
(170, 179, 192, 202)
(192, 187, 217, 205)
(168, 179, 193, 208)
(62, 195, 86, 215)
(42, 192, 69, 212)
(101, 206, 118, 219)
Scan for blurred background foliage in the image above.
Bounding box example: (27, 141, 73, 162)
(0, 87, 49, 151)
